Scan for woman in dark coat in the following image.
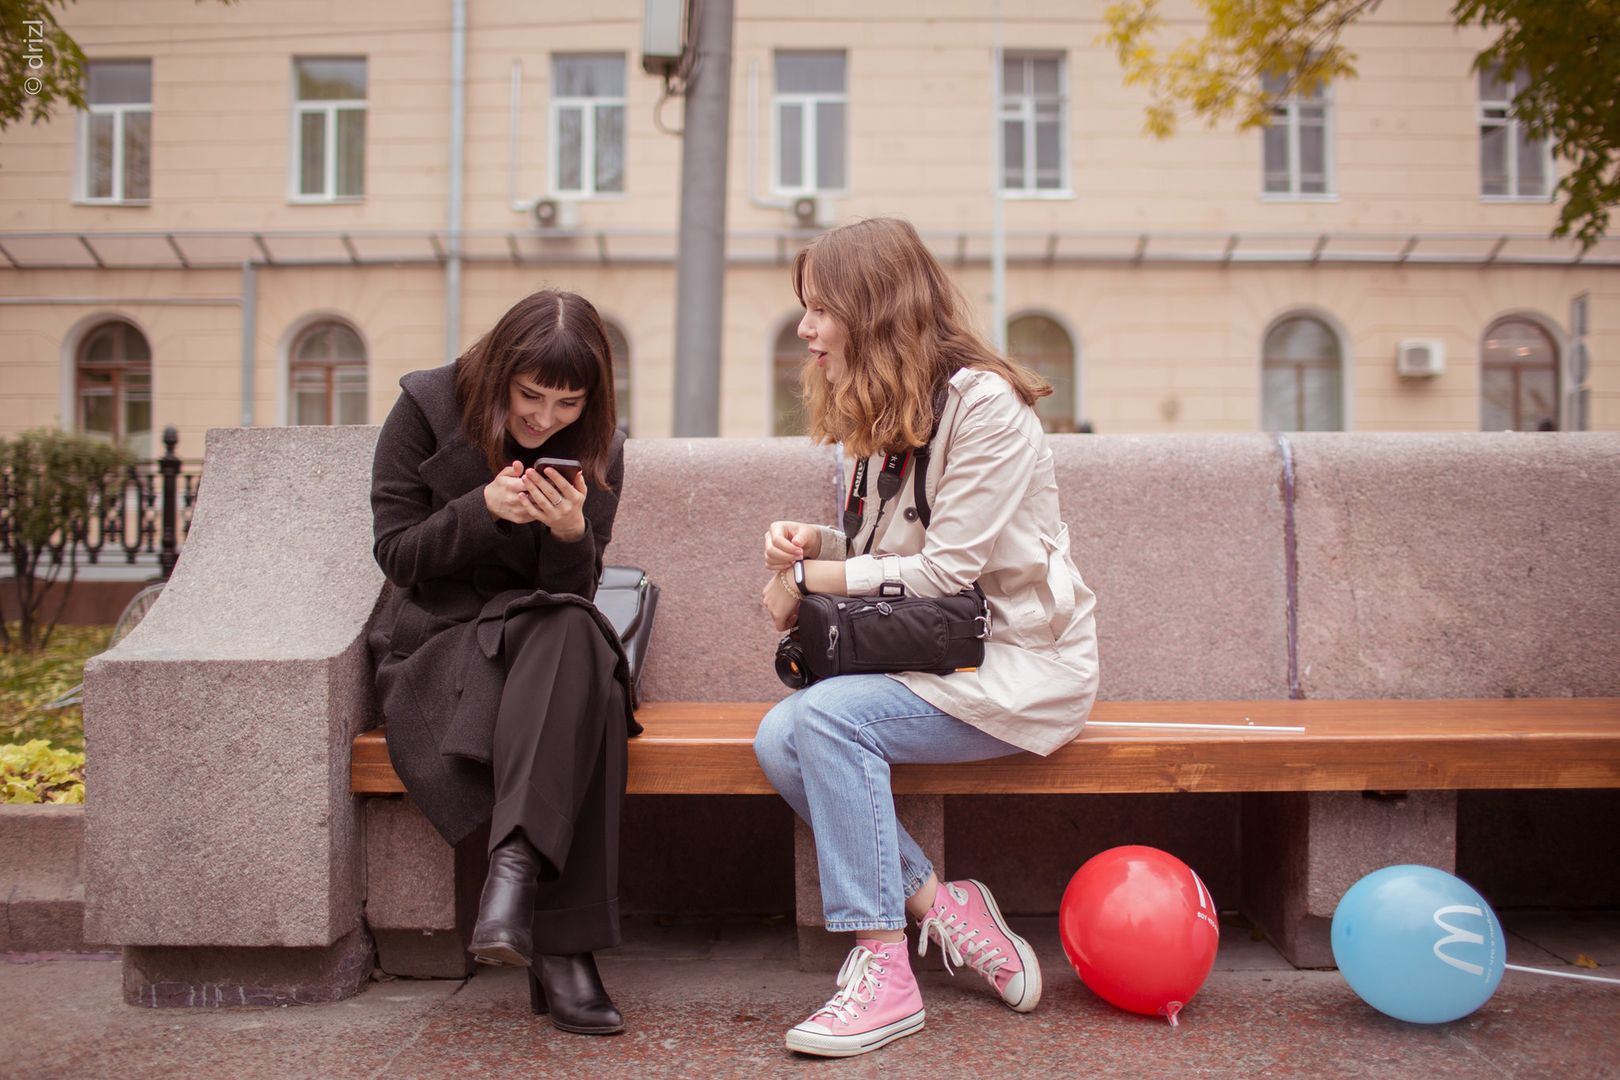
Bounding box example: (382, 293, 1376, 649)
(369, 289, 637, 1036)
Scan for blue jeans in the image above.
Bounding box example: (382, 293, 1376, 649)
(753, 674, 1023, 932)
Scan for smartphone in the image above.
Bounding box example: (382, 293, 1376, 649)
(532, 456, 583, 484)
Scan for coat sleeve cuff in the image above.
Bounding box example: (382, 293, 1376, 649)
(542, 527, 597, 596)
(452, 486, 511, 549)
(841, 553, 892, 595)
(816, 524, 848, 562)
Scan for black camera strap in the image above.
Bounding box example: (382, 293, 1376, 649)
(841, 379, 953, 550)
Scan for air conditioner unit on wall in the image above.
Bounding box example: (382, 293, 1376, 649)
(789, 195, 835, 230)
(532, 197, 579, 231)
(1397, 339, 1446, 377)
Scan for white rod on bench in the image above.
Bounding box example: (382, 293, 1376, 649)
(1088, 721, 1307, 733)
(1504, 963, 1620, 986)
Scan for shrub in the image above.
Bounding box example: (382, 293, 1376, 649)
(1, 429, 133, 651)
(0, 739, 85, 804)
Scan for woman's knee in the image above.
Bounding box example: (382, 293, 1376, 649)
(753, 700, 799, 775)
(795, 678, 863, 745)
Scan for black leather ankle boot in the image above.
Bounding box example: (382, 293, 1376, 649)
(468, 833, 543, 967)
(528, 952, 624, 1035)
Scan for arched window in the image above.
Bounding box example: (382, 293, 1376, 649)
(1262, 314, 1343, 431)
(290, 320, 367, 425)
(77, 319, 153, 458)
(773, 319, 808, 436)
(603, 319, 630, 434)
(1481, 316, 1558, 431)
(1008, 314, 1078, 432)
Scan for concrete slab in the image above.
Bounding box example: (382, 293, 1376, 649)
(4, 915, 1616, 1079)
(0, 805, 85, 952)
(1501, 911, 1620, 967)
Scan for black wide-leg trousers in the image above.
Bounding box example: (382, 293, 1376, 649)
(488, 602, 627, 955)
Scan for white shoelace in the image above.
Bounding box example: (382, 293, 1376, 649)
(917, 883, 1008, 980)
(809, 945, 888, 1027)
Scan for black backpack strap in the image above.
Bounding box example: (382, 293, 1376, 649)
(912, 379, 952, 530)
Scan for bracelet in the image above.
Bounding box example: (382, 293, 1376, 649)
(792, 559, 811, 596)
(776, 570, 798, 598)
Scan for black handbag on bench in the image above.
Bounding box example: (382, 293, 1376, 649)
(595, 565, 659, 709)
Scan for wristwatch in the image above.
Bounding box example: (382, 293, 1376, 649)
(792, 559, 811, 596)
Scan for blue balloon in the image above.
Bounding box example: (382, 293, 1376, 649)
(1331, 864, 1506, 1024)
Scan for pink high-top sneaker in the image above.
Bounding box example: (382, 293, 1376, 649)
(917, 878, 1042, 1012)
(784, 938, 926, 1058)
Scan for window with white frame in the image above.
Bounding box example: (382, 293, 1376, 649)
(1262, 70, 1331, 196)
(80, 60, 151, 202)
(773, 51, 846, 195)
(1000, 52, 1066, 194)
(1262, 315, 1343, 431)
(77, 319, 153, 459)
(552, 55, 625, 196)
(1479, 68, 1550, 198)
(293, 57, 366, 200)
(1481, 316, 1558, 431)
(290, 320, 367, 425)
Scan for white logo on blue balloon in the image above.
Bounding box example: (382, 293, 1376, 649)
(1431, 904, 1495, 977)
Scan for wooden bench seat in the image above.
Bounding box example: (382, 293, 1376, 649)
(352, 697, 1620, 797)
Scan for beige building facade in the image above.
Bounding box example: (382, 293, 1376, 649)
(1, 0, 1615, 459)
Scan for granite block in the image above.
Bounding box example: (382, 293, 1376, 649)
(602, 438, 840, 703)
(1242, 791, 1457, 968)
(1288, 433, 1620, 698)
(1, 798, 88, 953)
(83, 426, 385, 951)
(364, 798, 456, 932)
(121, 925, 375, 1007)
(0, 804, 83, 894)
(363, 799, 486, 978)
(1048, 434, 1291, 700)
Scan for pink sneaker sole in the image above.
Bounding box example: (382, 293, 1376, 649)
(785, 1008, 926, 1057)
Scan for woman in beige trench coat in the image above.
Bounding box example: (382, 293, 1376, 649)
(753, 218, 1099, 1059)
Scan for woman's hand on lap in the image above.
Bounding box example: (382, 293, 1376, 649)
(762, 572, 801, 632)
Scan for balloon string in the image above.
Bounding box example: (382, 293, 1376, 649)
(1504, 963, 1620, 986)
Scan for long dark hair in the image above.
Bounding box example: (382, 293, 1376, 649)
(453, 290, 618, 486)
(792, 218, 1049, 458)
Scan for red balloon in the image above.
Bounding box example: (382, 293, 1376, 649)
(1058, 845, 1221, 1025)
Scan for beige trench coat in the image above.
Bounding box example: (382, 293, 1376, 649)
(814, 367, 1099, 755)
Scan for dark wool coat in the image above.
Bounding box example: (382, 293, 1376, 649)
(368, 363, 639, 846)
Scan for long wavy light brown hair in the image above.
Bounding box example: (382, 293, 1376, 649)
(792, 218, 1050, 458)
(453, 289, 618, 486)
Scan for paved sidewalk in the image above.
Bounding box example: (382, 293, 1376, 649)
(7, 913, 1618, 1079)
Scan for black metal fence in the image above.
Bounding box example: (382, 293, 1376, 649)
(0, 426, 202, 579)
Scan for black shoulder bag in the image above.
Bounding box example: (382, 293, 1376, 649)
(596, 565, 659, 708)
(774, 383, 990, 689)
